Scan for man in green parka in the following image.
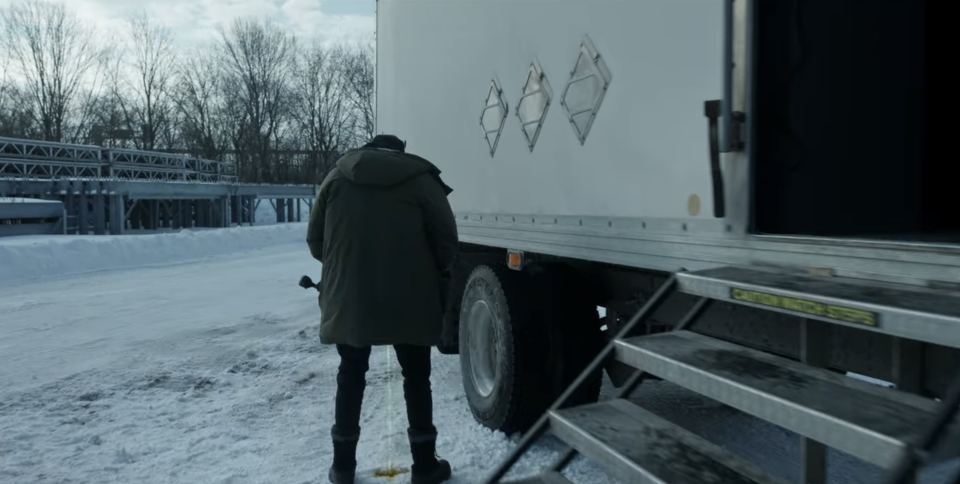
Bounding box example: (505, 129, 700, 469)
(307, 134, 458, 484)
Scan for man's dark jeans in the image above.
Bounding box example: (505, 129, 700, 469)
(331, 344, 436, 443)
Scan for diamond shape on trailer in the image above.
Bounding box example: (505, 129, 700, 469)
(480, 78, 509, 157)
(515, 59, 552, 152)
(560, 35, 611, 146)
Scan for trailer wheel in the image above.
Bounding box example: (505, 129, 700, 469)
(459, 264, 545, 434)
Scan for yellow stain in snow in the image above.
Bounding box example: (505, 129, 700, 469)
(373, 466, 410, 481)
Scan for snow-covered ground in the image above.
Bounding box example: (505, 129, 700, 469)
(0, 224, 608, 484)
(0, 223, 307, 285)
(0, 224, 957, 483)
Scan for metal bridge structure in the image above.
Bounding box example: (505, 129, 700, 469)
(0, 136, 316, 235)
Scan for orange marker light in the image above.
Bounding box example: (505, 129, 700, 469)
(508, 252, 523, 268)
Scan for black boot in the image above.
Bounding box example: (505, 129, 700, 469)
(408, 430, 451, 484)
(328, 466, 355, 484)
(329, 428, 359, 484)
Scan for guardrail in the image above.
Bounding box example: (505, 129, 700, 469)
(0, 136, 238, 184)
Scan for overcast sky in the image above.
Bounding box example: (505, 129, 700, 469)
(0, 0, 376, 46)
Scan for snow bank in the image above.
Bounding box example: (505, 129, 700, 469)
(0, 222, 307, 284)
(0, 197, 60, 203)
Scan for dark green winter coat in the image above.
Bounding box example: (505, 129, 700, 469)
(306, 148, 458, 347)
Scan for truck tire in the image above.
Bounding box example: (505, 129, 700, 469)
(531, 263, 603, 407)
(459, 264, 546, 434)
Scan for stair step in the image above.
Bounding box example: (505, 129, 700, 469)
(615, 330, 960, 468)
(502, 471, 574, 484)
(549, 398, 789, 484)
(675, 266, 960, 347)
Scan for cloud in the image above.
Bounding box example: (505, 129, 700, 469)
(281, 0, 375, 46)
(0, 0, 375, 47)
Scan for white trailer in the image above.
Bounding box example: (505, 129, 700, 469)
(377, 0, 957, 483)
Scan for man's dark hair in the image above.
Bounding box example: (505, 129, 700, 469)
(363, 134, 406, 152)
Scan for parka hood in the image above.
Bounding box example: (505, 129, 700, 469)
(335, 148, 453, 195)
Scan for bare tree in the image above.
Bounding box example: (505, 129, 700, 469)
(93, 45, 133, 147)
(0, 0, 105, 142)
(68, 42, 127, 146)
(171, 46, 229, 160)
(342, 42, 376, 145)
(120, 11, 176, 150)
(0, 78, 38, 138)
(217, 17, 297, 182)
(83, 90, 130, 148)
(289, 41, 352, 181)
(0, 2, 371, 184)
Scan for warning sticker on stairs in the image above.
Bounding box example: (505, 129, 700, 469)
(730, 288, 879, 327)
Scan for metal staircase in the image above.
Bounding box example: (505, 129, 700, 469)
(483, 267, 960, 484)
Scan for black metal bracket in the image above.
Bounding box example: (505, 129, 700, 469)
(704, 100, 727, 218)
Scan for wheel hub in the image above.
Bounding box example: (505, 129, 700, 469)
(466, 299, 499, 398)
